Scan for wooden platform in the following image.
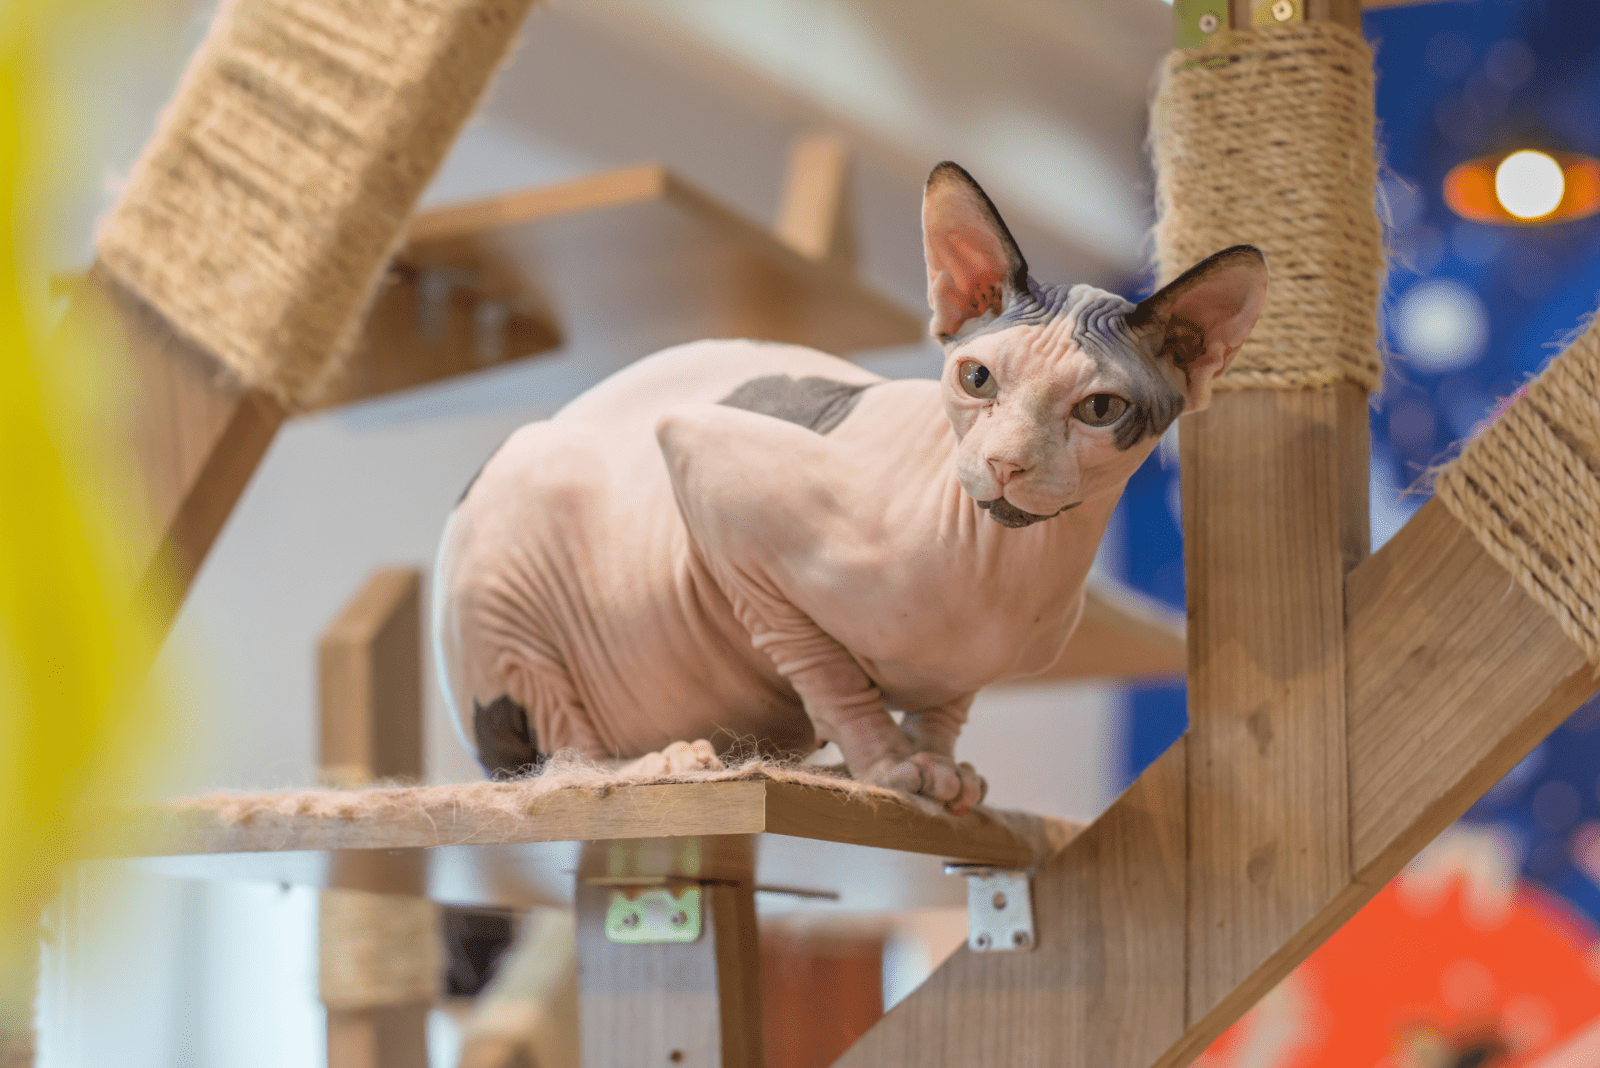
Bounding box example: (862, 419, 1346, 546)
(107, 773, 1078, 916)
(311, 163, 927, 410)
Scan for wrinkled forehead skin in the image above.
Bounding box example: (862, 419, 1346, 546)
(946, 280, 1187, 453)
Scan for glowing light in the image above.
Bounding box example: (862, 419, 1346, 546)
(1395, 279, 1488, 374)
(1444, 150, 1600, 226)
(1495, 150, 1565, 219)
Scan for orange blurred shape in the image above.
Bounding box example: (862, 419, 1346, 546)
(1444, 151, 1600, 225)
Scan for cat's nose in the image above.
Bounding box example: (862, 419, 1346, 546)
(987, 457, 1027, 484)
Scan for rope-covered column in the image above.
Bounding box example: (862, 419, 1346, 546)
(1434, 318, 1600, 666)
(1151, 16, 1386, 1045)
(97, 0, 537, 405)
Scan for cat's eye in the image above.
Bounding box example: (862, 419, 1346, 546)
(958, 360, 998, 399)
(1074, 393, 1129, 427)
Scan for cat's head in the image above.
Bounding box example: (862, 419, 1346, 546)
(923, 162, 1267, 527)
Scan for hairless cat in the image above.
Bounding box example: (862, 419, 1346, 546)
(434, 161, 1267, 816)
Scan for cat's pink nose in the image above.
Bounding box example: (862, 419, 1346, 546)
(987, 457, 1026, 484)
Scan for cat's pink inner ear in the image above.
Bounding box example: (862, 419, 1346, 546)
(922, 170, 1025, 338)
(1138, 246, 1268, 410)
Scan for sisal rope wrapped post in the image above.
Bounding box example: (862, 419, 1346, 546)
(1434, 323, 1600, 667)
(319, 889, 442, 1012)
(1151, 22, 1386, 392)
(97, 0, 537, 406)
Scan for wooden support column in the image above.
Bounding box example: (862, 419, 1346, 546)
(76, 266, 286, 632)
(575, 873, 763, 1068)
(317, 569, 437, 1068)
(775, 134, 855, 271)
(1178, 383, 1367, 1035)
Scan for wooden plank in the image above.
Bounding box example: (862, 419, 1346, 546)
(78, 266, 285, 628)
(115, 777, 1063, 864)
(834, 740, 1188, 1068)
(402, 163, 924, 362)
(326, 1007, 430, 1068)
(576, 876, 763, 1068)
(1021, 580, 1187, 684)
(1347, 499, 1597, 879)
(762, 919, 884, 1068)
(775, 134, 854, 269)
(1179, 384, 1363, 1024)
(318, 569, 425, 787)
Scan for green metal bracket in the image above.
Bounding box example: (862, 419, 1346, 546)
(1174, 0, 1229, 49)
(604, 885, 703, 945)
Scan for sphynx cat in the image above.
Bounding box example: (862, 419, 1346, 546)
(434, 161, 1267, 816)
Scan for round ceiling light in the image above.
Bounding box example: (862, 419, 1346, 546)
(1444, 149, 1600, 225)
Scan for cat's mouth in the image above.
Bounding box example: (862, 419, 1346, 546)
(977, 497, 1080, 528)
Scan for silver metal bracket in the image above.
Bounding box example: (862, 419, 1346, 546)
(944, 864, 1035, 952)
(602, 884, 703, 945)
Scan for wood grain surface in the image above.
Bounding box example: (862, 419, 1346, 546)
(318, 569, 425, 787)
(835, 740, 1188, 1068)
(576, 877, 764, 1068)
(401, 163, 923, 362)
(1179, 385, 1363, 1025)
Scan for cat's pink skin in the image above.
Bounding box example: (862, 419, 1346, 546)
(435, 163, 1266, 815)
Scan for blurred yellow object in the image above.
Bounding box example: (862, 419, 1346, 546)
(0, 0, 161, 1029)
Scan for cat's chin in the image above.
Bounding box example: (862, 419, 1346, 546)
(976, 497, 1079, 528)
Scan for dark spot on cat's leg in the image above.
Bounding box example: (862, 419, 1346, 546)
(473, 694, 542, 779)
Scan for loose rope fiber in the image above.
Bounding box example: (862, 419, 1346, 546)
(96, 0, 536, 405)
(1435, 320, 1600, 666)
(1151, 23, 1385, 392)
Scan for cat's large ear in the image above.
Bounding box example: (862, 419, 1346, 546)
(1128, 245, 1267, 412)
(922, 162, 1030, 341)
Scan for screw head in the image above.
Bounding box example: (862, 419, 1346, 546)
(1271, 0, 1293, 20)
(1012, 930, 1031, 949)
(670, 910, 689, 927)
(974, 932, 992, 949)
(620, 912, 640, 928)
(991, 891, 1008, 911)
(1198, 11, 1219, 32)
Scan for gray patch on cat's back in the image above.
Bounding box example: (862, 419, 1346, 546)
(473, 694, 541, 779)
(1071, 287, 1187, 452)
(718, 375, 872, 435)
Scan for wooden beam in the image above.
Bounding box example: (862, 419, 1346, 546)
(318, 569, 425, 787)
(775, 134, 854, 270)
(78, 266, 285, 630)
(1179, 384, 1365, 1026)
(575, 875, 763, 1068)
(317, 570, 435, 1068)
(833, 739, 1188, 1067)
(402, 163, 923, 360)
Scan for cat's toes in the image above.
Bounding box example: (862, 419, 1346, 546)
(620, 739, 725, 777)
(865, 753, 985, 816)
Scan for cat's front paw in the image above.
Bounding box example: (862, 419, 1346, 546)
(619, 739, 726, 777)
(865, 752, 986, 816)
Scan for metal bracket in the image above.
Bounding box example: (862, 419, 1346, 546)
(1173, 0, 1228, 49)
(603, 885, 703, 945)
(944, 865, 1035, 952)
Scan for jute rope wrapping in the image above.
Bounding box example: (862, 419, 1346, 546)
(1150, 23, 1385, 391)
(319, 889, 441, 1010)
(1435, 320, 1600, 666)
(97, 0, 536, 405)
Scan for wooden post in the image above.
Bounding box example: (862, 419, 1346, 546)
(774, 135, 855, 271)
(317, 569, 437, 1068)
(575, 875, 763, 1068)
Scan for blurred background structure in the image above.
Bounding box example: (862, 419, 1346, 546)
(28, 0, 1600, 1065)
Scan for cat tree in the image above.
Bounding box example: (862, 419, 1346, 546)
(39, 0, 1600, 1067)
